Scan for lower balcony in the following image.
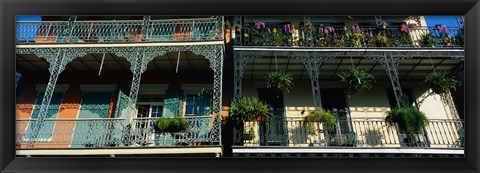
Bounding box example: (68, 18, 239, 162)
(232, 115, 464, 158)
(16, 116, 222, 157)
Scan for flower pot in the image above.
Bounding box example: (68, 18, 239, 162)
(256, 116, 265, 122)
(307, 24, 313, 30)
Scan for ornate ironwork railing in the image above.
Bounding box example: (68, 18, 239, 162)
(233, 117, 464, 149)
(235, 24, 464, 48)
(16, 16, 223, 44)
(16, 115, 220, 149)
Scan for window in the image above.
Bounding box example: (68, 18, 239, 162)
(185, 94, 197, 115)
(184, 91, 212, 116)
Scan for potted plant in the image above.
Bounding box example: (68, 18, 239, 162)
(424, 71, 461, 95)
(385, 106, 428, 146)
(304, 109, 336, 133)
(236, 24, 242, 32)
(379, 21, 388, 30)
(338, 68, 376, 96)
(419, 33, 437, 47)
(229, 97, 273, 144)
(154, 117, 189, 133)
(265, 71, 294, 96)
(306, 23, 313, 30)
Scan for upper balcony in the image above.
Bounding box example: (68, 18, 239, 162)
(233, 23, 464, 48)
(16, 16, 224, 44)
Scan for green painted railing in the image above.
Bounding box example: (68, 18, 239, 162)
(16, 115, 220, 149)
(16, 16, 223, 44)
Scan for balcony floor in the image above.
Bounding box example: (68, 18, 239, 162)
(232, 147, 464, 158)
(17, 146, 223, 157)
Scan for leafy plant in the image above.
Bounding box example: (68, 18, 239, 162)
(385, 107, 428, 135)
(228, 97, 273, 124)
(424, 71, 461, 94)
(154, 117, 189, 133)
(338, 68, 376, 95)
(419, 33, 437, 47)
(265, 71, 294, 94)
(304, 109, 337, 133)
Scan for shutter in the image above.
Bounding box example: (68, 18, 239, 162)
(78, 92, 112, 118)
(197, 90, 212, 116)
(72, 92, 113, 148)
(114, 87, 130, 118)
(28, 92, 63, 140)
(16, 16, 42, 42)
(163, 89, 183, 117)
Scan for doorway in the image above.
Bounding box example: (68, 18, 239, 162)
(257, 88, 286, 146)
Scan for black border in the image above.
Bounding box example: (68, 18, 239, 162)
(1, 0, 479, 172)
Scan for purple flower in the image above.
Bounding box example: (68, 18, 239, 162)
(255, 22, 261, 29)
(400, 24, 410, 33)
(325, 29, 329, 34)
(319, 27, 324, 33)
(284, 24, 291, 33)
(352, 25, 355, 30)
(355, 25, 360, 31)
(328, 26, 334, 32)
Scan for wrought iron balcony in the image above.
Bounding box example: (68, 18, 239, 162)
(16, 17, 224, 44)
(16, 116, 220, 149)
(234, 24, 464, 48)
(233, 117, 464, 148)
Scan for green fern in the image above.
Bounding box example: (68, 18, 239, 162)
(265, 71, 294, 94)
(338, 68, 376, 95)
(425, 71, 461, 94)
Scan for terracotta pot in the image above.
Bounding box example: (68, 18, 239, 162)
(256, 116, 265, 122)
(307, 24, 313, 30)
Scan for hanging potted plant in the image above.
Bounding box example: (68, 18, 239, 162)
(265, 71, 294, 96)
(424, 71, 461, 95)
(338, 68, 376, 95)
(304, 109, 336, 133)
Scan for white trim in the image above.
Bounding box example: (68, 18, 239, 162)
(233, 47, 465, 52)
(16, 41, 224, 49)
(35, 84, 70, 92)
(16, 147, 223, 156)
(80, 85, 117, 92)
(232, 148, 464, 155)
(180, 83, 213, 91)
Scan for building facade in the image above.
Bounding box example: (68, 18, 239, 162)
(230, 16, 464, 158)
(16, 16, 225, 157)
(15, 15, 464, 158)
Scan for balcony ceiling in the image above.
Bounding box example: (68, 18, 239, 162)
(16, 51, 211, 72)
(242, 56, 463, 81)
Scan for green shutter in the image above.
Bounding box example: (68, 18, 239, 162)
(197, 90, 212, 116)
(72, 92, 113, 148)
(163, 89, 183, 117)
(28, 92, 64, 140)
(115, 87, 130, 118)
